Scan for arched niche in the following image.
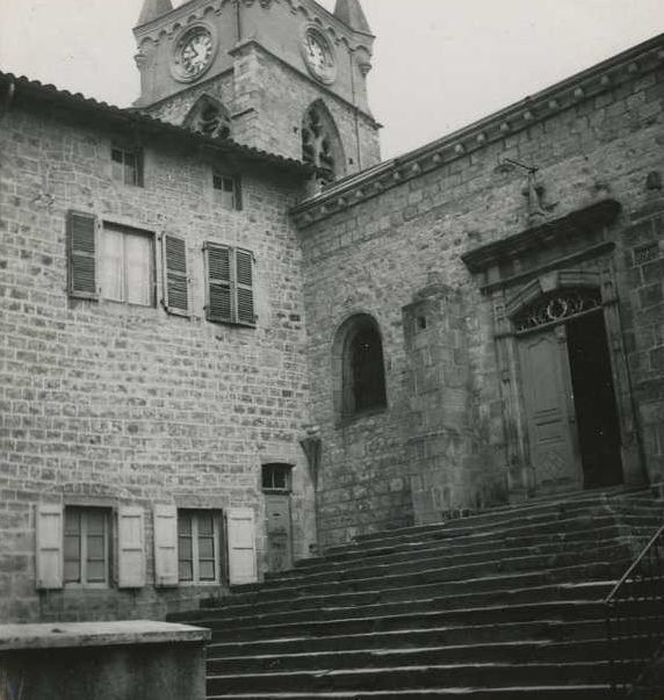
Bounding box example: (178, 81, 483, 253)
(332, 313, 387, 421)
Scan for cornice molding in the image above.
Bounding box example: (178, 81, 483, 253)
(291, 33, 664, 230)
(134, 0, 371, 52)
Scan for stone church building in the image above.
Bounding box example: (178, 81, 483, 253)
(0, 0, 663, 623)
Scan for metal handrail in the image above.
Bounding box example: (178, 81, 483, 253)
(605, 525, 664, 603)
(605, 524, 664, 694)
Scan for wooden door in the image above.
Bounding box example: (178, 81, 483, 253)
(518, 325, 582, 493)
(265, 494, 292, 573)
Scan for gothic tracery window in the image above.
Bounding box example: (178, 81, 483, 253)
(183, 95, 231, 140)
(302, 101, 345, 188)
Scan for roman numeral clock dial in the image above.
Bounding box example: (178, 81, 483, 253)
(302, 28, 337, 85)
(172, 25, 217, 83)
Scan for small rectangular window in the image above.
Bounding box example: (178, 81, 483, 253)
(64, 507, 110, 587)
(213, 173, 241, 211)
(177, 510, 221, 584)
(262, 464, 292, 492)
(100, 224, 155, 306)
(112, 146, 143, 187)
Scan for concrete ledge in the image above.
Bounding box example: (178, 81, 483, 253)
(0, 620, 210, 651)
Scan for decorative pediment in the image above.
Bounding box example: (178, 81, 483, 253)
(461, 199, 621, 291)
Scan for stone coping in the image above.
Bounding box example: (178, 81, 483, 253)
(0, 620, 211, 652)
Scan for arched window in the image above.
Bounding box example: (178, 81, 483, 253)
(302, 101, 345, 188)
(333, 314, 387, 419)
(183, 95, 231, 139)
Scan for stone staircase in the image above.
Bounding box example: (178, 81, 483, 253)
(171, 488, 664, 699)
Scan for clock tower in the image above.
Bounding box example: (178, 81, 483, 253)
(133, 0, 381, 181)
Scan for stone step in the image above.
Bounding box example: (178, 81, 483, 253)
(206, 661, 613, 695)
(180, 560, 626, 615)
(225, 545, 631, 603)
(264, 535, 632, 589)
(324, 489, 645, 551)
(339, 487, 658, 549)
(197, 580, 614, 630)
(208, 687, 616, 700)
(206, 637, 614, 674)
(318, 511, 662, 565)
(205, 618, 608, 658)
(290, 522, 628, 575)
(205, 601, 606, 644)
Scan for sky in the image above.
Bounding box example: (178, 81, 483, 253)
(0, 0, 662, 159)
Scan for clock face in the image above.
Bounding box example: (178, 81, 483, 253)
(303, 29, 336, 84)
(172, 25, 217, 82)
(180, 29, 213, 77)
(305, 35, 329, 74)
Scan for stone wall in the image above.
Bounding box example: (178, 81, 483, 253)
(0, 104, 314, 622)
(298, 52, 664, 545)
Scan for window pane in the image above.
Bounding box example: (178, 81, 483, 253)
(197, 513, 213, 536)
(86, 510, 106, 536)
(86, 560, 106, 583)
(125, 234, 152, 306)
(199, 560, 215, 581)
(64, 509, 81, 536)
(274, 470, 286, 490)
(178, 535, 192, 560)
(179, 560, 193, 581)
(124, 152, 137, 186)
(64, 534, 80, 560)
(87, 534, 105, 559)
(178, 514, 192, 535)
(101, 228, 125, 301)
(198, 537, 214, 560)
(64, 558, 81, 583)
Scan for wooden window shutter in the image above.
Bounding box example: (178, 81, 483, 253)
(162, 234, 189, 316)
(235, 249, 255, 326)
(36, 503, 64, 589)
(153, 504, 178, 588)
(206, 243, 232, 323)
(118, 505, 146, 589)
(226, 507, 257, 585)
(67, 210, 98, 299)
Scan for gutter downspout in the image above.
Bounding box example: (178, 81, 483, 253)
(234, 0, 242, 44)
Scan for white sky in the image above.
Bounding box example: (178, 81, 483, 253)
(0, 0, 662, 158)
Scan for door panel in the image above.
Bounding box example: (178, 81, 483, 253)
(265, 494, 292, 573)
(518, 327, 582, 493)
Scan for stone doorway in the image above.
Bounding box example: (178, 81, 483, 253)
(516, 291, 623, 495)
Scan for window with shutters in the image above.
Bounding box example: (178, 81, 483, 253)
(213, 172, 242, 211)
(204, 243, 256, 326)
(177, 510, 221, 584)
(111, 145, 143, 187)
(63, 507, 111, 588)
(100, 223, 155, 306)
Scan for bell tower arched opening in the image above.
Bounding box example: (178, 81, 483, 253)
(302, 100, 346, 189)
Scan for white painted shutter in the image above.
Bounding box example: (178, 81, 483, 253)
(153, 504, 178, 588)
(36, 503, 63, 589)
(118, 506, 146, 589)
(227, 507, 257, 585)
